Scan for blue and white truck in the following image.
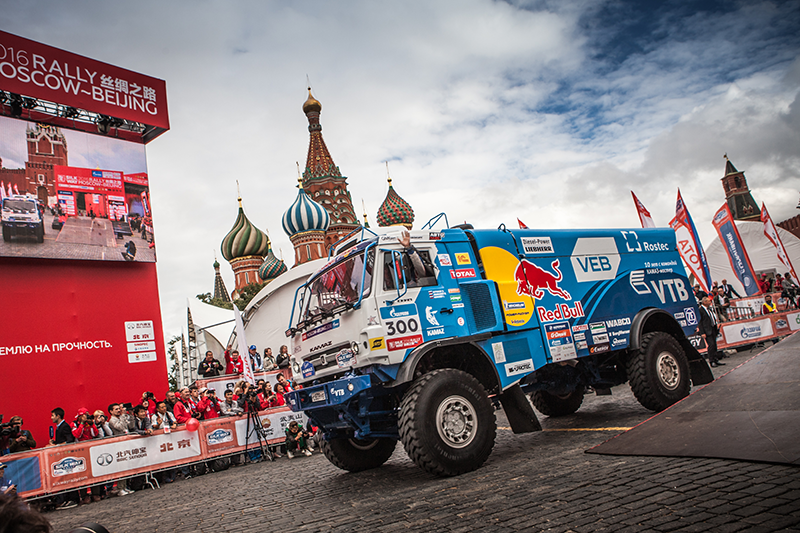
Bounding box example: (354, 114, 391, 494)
(285, 221, 713, 476)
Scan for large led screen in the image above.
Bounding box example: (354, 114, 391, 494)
(0, 115, 155, 262)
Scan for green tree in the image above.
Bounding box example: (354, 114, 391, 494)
(233, 282, 266, 311)
(196, 292, 233, 310)
(166, 334, 181, 391)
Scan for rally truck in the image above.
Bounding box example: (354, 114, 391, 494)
(284, 221, 713, 476)
(1, 195, 45, 243)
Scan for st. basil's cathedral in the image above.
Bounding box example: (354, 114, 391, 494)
(217, 89, 416, 299)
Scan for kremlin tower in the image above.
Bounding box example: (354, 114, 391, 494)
(300, 88, 359, 249)
(721, 156, 760, 221)
(212, 257, 231, 304)
(282, 176, 330, 266)
(377, 166, 415, 229)
(221, 195, 270, 298)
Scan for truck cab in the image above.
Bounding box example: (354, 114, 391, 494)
(2, 195, 44, 243)
(285, 222, 713, 476)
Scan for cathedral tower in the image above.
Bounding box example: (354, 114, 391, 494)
(282, 177, 330, 266)
(221, 196, 270, 298)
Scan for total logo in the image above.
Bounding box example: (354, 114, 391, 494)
(515, 259, 571, 300)
(571, 238, 620, 283)
(450, 268, 476, 279)
(537, 301, 585, 323)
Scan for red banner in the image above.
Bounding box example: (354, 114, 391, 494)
(54, 165, 124, 193)
(0, 30, 169, 129)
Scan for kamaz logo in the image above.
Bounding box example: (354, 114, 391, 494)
(309, 341, 332, 353)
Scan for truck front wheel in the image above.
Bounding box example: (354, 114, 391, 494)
(319, 436, 397, 473)
(530, 386, 585, 417)
(628, 331, 690, 412)
(2, 226, 10, 242)
(36, 224, 44, 243)
(399, 369, 496, 476)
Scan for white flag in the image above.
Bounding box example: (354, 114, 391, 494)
(761, 203, 797, 282)
(233, 306, 256, 385)
(631, 191, 656, 228)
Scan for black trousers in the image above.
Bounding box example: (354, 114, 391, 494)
(706, 328, 720, 364)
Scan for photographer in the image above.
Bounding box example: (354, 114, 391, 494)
(71, 408, 99, 441)
(174, 388, 201, 424)
(237, 382, 262, 412)
(198, 351, 224, 377)
(220, 390, 243, 416)
(5, 417, 35, 454)
(196, 388, 221, 420)
(93, 411, 113, 438)
(284, 421, 312, 458)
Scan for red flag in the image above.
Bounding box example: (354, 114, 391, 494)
(631, 191, 655, 228)
(517, 218, 528, 229)
(762, 203, 797, 282)
(669, 189, 712, 293)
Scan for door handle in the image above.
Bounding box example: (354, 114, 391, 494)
(440, 308, 454, 314)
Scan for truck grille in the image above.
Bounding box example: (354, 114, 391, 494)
(305, 342, 351, 372)
(462, 282, 497, 332)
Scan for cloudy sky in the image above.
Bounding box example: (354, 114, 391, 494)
(4, 0, 799, 341)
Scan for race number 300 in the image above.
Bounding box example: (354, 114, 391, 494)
(386, 318, 419, 337)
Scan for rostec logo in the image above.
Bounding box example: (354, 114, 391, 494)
(571, 238, 620, 283)
(515, 259, 571, 300)
(96, 453, 113, 467)
(207, 429, 233, 445)
(52, 457, 86, 477)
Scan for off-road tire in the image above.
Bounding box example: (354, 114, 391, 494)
(36, 224, 44, 243)
(628, 331, 690, 412)
(2, 226, 10, 242)
(320, 436, 397, 472)
(530, 386, 585, 417)
(399, 369, 496, 477)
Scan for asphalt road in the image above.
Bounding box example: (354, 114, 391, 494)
(45, 344, 800, 533)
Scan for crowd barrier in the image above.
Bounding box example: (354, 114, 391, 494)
(3, 406, 306, 500)
(690, 308, 800, 353)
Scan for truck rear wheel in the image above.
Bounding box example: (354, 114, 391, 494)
(319, 436, 397, 473)
(36, 224, 44, 243)
(2, 226, 10, 242)
(530, 387, 585, 417)
(399, 369, 496, 477)
(628, 331, 690, 412)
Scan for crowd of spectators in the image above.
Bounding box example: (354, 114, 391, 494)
(1, 354, 315, 512)
(692, 271, 799, 323)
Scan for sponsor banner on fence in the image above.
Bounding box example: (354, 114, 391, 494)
(2, 450, 46, 499)
(43, 444, 94, 492)
(89, 430, 201, 477)
(722, 317, 774, 345)
(197, 369, 288, 399)
(786, 312, 800, 331)
(234, 409, 307, 446)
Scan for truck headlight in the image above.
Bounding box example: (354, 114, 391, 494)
(350, 341, 359, 355)
(291, 357, 300, 374)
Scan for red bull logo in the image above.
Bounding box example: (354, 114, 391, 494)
(515, 259, 571, 300)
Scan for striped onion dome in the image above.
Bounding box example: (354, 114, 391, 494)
(377, 177, 414, 229)
(258, 246, 288, 281)
(282, 179, 330, 236)
(220, 199, 270, 261)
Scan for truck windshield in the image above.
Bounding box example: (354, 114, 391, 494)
(301, 250, 374, 323)
(3, 199, 37, 213)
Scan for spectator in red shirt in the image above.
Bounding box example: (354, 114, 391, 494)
(173, 388, 199, 424)
(758, 274, 772, 294)
(275, 373, 293, 392)
(273, 383, 287, 407)
(258, 382, 280, 409)
(196, 388, 221, 420)
(71, 409, 99, 441)
(226, 350, 244, 375)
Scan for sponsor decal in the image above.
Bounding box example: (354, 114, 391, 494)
(537, 301, 585, 322)
(309, 341, 332, 353)
(448, 288, 460, 294)
(589, 322, 607, 334)
(571, 237, 620, 282)
(739, 324, 763, 339)
(379, 304, 418, 319)
(452, 303, 465, 308)
(492, 342, 506, 363)
(455, 252, 471, 265)
(438, 254, 452, 266)
(207, 429, 233, 445)
(515, 259, 571, 300)
(52, 457, 86, 477)
(520, 236, 554, 255)
(294, 344, 302, 354)
(573, 332, 585, 341)
(96, 453, 113, 466)
(426, 327, 445, 336)
(572, 324, 588, 332)
(630, 270, 651, 295)
(505, 359, 534, 377)
(457, 317, 465, 326)
(301, 361, 315, 378)
(592, 334, 609, 344)
(589, 344, 610, 354)
(302, 319, 340, 341)
(611, 337, 627, 347)
(610, 329, 629, 337)
(428, 289, 446, 300)
(336, 349, 356, 368)
(429, 232, 443, 240)
(387, 335, 423, 351)
(425, 306, 440, 327)
(684, 307, 698, 326)
(776, 319, 788, 330)
(546, 329, 571, 340)
(673, 312, 685, 319)
(369, 337, 385, 350)
(450, 268, 476, 279)
(621, 230, 670, 253)
(503, 301, 524, 309)
(605, 317, 631, 328)
(367, 316, 379, 326)
(451, 294, 463, 303)
(576, 340, 588, 350)
(651, 279, 691, 304)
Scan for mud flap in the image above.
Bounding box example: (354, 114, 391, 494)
(498, 384, 542, 434)
(689, 358, 714, 386)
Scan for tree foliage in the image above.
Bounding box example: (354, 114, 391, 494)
(166, 334, 181, 391)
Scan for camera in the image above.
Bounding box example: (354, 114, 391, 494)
(0, 415, 20, 438)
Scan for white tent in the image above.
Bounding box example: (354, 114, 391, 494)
(241, 258, 327, 354)
(186, 298, 235, 383)
(705, 221, 800, 295)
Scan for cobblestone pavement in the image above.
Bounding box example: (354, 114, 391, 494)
(46, 345, 800, 533)
(0, 213, 155, 262)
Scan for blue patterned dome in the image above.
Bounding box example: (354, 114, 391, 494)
(258, 246, 288, 281)
(282, 180, 330, 236)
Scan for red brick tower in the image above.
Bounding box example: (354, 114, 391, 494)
(25, 123, 68, 204)
(721, 155, 760, 221)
